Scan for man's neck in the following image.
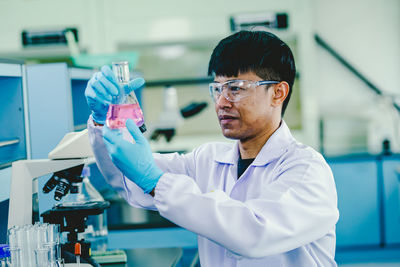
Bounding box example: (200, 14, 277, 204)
(238, 120, 281, 159)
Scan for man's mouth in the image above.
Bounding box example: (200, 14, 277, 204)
(218, 114, 238, 123)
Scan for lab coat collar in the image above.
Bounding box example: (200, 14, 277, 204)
(214, 120, 294, 166)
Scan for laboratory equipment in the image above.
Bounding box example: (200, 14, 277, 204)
(7, 222, 60, 267)
(150, 85, 208, 142)
(106, 61, 147, 133)
(54, 165, 108, 252)
(47, 129, 94, 160)
(22, 28, 78, 47)
(41, 163, 109, 260)
(43, 165, 85, 201)
(74, 243, 81, 267)
(6, 128, 124, 266)
(80, 167, 108, 252)
(41, 201, 109, 264)
(230, 12, 288, 32)
(7, 130, 99, 265)
(150, 85, 182, 142)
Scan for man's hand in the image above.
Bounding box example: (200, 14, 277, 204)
(85, 65, 145, 125)
(102, 119, 163, 194)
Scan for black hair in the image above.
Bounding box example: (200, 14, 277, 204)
(208, 30, 296, 116)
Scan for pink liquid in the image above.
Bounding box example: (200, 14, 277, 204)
(106, 103, 145, 129)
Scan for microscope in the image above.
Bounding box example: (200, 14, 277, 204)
(150, 85, 208, 142)
(41, 164, 109, 265)
(7, 129, 123, 266)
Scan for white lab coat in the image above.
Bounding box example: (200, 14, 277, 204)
(88, 117, 339, 267)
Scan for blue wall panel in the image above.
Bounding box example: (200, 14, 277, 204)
(26, 63, 73, 159)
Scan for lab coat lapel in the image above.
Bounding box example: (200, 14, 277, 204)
(252, 120, 295, 166)
(213, 141, 239, 165)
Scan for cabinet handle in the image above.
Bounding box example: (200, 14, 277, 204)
(0, 139, 20, 147)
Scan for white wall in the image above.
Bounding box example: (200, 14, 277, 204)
(313, 0, 400, 154)
(0, 1, 95, 52)
(0, 0, 302, 52)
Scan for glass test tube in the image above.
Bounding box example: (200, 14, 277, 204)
(7, 223, 61, 267)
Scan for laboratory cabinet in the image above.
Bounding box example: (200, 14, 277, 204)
(0, 60, 27, 244)
(328, 154, 400, 248)
(0, 62, 27, 168)
(328, 157, 380, 247)
(382, 156, 400, 244)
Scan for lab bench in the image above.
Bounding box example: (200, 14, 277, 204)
(107, 225, 198, 267)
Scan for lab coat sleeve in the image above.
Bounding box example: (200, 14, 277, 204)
(87, 116, 156, 210)
(153, 154, 339, 258)
(153, 151, 196, 177)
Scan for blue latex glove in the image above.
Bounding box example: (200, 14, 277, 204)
(102, 119, 164, 193)
(85, 65, 145, 124)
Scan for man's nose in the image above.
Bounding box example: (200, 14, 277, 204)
(216, 92, 232, 108)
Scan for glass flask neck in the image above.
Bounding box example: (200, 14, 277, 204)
(112, 62, 130, 104)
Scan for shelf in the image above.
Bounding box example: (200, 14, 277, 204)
(0, 139, 20, 148)
(0, 46, 71, 60)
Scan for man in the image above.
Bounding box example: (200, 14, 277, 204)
(86, 30, 339, 266)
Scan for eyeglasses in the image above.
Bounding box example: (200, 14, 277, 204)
(209, 79, 279, 103)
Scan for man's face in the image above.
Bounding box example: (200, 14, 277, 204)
(214, 71, 279, 141)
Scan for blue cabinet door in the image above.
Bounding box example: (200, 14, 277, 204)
(0, 63, 26, 166)
(329, 159, 380, 247)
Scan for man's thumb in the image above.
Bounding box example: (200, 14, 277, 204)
(127, 77, 145, 94)
(126, 119, 145, 144)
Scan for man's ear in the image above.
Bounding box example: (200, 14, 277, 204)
(271, 82, 289, 106)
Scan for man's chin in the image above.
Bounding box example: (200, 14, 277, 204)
(221, 130, 240, 140)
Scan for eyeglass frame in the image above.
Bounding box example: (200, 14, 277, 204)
(209, 79, 280, 103)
